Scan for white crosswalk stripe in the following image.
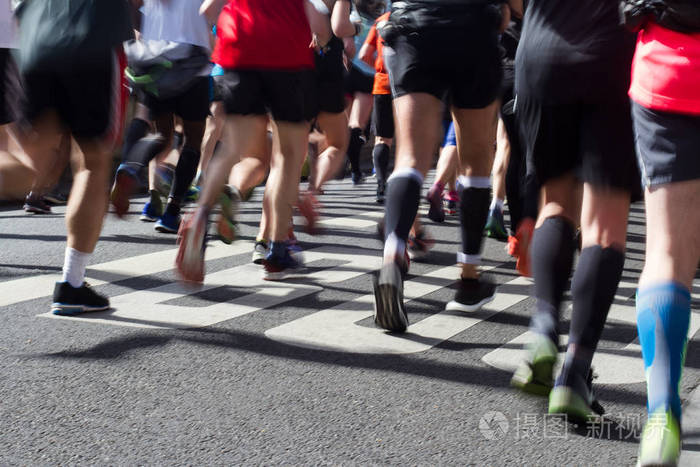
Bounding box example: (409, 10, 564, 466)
(3, 203, 695, 388)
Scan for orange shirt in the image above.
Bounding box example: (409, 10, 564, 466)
(364, 12, 391, 95)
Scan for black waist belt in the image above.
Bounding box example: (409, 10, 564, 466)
(621, 0, 700, 33)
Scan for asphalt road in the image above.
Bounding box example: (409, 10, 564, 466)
(1, 173, 698, 465)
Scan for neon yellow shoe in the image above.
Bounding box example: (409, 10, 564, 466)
(511, 335, 558, 396)
(636, 410, 681, 467)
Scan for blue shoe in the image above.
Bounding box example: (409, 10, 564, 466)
(140, 191, 163, 222)
(262, 248, 304, 281)
(155, 210, 181, 233)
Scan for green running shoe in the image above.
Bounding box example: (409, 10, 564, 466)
(485, 207, 508, 241)
(511, 335, 558, 396)
(216, 185, 241, 244)
(548, 369, 605, 423)
(636, 410, 681, 467)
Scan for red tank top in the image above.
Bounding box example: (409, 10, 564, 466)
(212, 0, 314, 71)
(630, 22, 700, 115)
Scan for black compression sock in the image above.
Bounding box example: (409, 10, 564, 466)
(169, 147, 201, 201)
(529, 217, 576, 343)
(124, 134, 168, 170)
(347, 127, 364, 176)
(458, 186, 491, 259)
(122, 118, 150, 162)
(372, 143, 390, 186)
(568, 245, 625, 352)
(384, 174, 421, 245)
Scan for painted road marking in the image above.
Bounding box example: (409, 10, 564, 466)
(2, 207, 386, 309)
(38, 247, 382, 329)
(266, 272, 531, 354)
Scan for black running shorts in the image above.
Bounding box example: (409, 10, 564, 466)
(383, 4, 503, 109)
(0, 48, 22, 125)
(344, 64, 374, 96)
(632, 101, 700, 188)
(518, 94, 641, 196)
(138, 77, 210, 122)
(219, 69, 318, 123)
(316, 36, 346, 114)
(20, 53, 121, 140)
(372, 93, 394, 138)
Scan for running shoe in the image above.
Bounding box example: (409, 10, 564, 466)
(263, 248, 304, 281)
(216, 185, 240, 244)
(140, 190, 163, 222)
(444, 190, 459, 216)
(636, 410, 681, 467)
(427, 183, 445, 223)
(44, 191, 68, 205)
(485, 206, 508, 240)
(51, 281, 110, 315)
(110, 163, 139, 218)
(351, 171, 364, 185)
(373, 261, 408, 332)
(185, 184, 200, 203)
(252, 239, 269, 265)
(24, 193, 52, 214)
(514, 218, 534, 277)
(155, 209, 181, 233)
(175, 211, 208, 283)
(297, 190, 320, 234)
(511, 334, 558, 396)
(407, 229, 434, 260)
(548, 369, 605, 423)
(376, 181, 386, 204)
(445, 277, 496, 312)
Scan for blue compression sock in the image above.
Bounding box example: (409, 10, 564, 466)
(636, 282, 691, 421)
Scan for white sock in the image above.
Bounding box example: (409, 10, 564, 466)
(383, 232, 406, 263)
(490, 198, 504, 211)
(62, 247, 91, 288)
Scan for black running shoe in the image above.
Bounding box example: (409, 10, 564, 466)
(24, 194, 52, 214)
(445, 277, 496, 312)
(376, 182, 385, 204)
(51, 282, 110, 315)
(373, 262, 408, 332)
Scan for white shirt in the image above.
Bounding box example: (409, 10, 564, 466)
(141, 0, 210, 51)
(0, 0, 16, 49)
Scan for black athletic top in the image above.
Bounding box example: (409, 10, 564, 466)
(515, 0, 636, 103)
(16, 0, 133, 72)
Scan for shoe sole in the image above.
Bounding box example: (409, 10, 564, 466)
(24, 205, 51, 214)
(51, 303, 109, 315)
(372, 277, 408, 333)
(445, 294, 495, 312)
(262, 266, 305, 281)
(252, 255, 265, 265)
(548, 386, 598, 423)
(155, 222, 179, 233)
(140, 215, 158, 222)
